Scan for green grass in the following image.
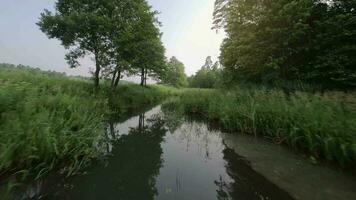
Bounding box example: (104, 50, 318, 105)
(107, 84, 180, 116)
(179, 88, 356, 167)
(2, 62, 354, 185)
(0, 64, 176, 183)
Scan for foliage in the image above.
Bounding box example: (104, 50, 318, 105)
(179, 87, 356, 167)
(188, 56, 222, 88)
(0, 64, 106, 181)
(37, 0, 166, 88)
(37, 0, 110, 87)
(128, 2, 166, 86)
(108, 84, 180, 115)
(161, 57, 188, 88)
(0, 64, 176, 183)
(213, 0, 356, 88)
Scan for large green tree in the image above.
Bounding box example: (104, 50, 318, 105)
(128, 3, 166, 86)
(38, 0, 112, 87)
(161, 57, 188, 88)
(108, 0, 166, 88)
(38, 0, 166, 88)
(188, 56, 222, 88)
(213, 0, 356, 88)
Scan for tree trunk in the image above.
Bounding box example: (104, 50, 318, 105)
(114, 71, 121, 87)
(144, 68, 148, 86)
(94, 53, 101, 88)
(111, 70, 117, 87)
(140, 67, 145, 86)
(94, 62, 101, 88)
(139, 113, 145, 130)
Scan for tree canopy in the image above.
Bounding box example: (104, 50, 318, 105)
(161, 57, 188, 88)
(213, 0, 356, 89)
(38, 0, 166, 88)
(188, 56, 222, 88)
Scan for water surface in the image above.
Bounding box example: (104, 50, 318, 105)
(15, 105, 294, 200)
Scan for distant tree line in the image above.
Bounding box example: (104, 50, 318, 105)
(188, 56, 222, 88)
(37, 0, 188, 89)
(161, 57, 188, 88)
(0, 63, 67, 77)
(213, 0, 356, 89)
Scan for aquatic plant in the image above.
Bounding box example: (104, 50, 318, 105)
(0, 64, 177, 182)
(179, 88, 356, 167)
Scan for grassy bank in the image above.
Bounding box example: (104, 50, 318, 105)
(0, 64, 177, 183)
(180, 88, 356, 167)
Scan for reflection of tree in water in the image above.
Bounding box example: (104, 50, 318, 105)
(65, 113, 167, 200)
(161, 100, 185, 133)
(215, 146, 294, 200)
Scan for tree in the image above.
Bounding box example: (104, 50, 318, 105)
(213, 0, 356, 89)
(104, 0, 142, 89)
(129, 5, 166, 86)
(38, 0, 166, 89)
(108, 0, 165, 88)
(38, 0, 112, 87)
(189, 56, 221, 88)
(202, 56, 213, 70)
(161, 57, 188, 88)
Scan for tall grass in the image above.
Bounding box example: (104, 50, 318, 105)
(108, 84, 180, 115)
(0, 64, 176, 183)
(180, 88, 356, 167)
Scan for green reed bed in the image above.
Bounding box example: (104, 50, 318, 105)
(108, 84, 180, 115)
(0, 66, 106, 181)
(180, 88, 356, 167)
(0, 64, 176, 183)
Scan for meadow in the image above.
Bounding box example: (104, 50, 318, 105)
(179, 88, 356, 167)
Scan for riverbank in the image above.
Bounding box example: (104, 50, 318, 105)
(0, 64, 177, 185)
(222, 133, 356, 200)
(179, 88, 356, 168)
(1, 64, 355, 197)
(10, 102, 356, 200)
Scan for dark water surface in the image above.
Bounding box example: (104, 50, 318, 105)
(14, 105, 294, 200)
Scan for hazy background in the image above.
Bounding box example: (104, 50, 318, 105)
(0, 0, 225, 78)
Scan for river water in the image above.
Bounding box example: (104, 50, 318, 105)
(11, 103, 356, 200)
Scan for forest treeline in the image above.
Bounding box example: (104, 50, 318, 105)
(188, 56, 222, 88)
(38, 0, 187, 89)
(184, 0, 356, 167)
(37, 0, 356, 91)
(205, 0, 356, 89)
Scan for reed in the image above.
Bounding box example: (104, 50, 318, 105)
(179, 88, 356, 167)
(0, 64, 176, 182)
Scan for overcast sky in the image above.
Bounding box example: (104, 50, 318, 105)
(0, 0, 225, 77)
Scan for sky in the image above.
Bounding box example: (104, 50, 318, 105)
(0, 0, 225, 77)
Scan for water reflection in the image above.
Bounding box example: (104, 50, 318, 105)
(215, 147, 294, 200)
(64, 113, 167, 200)
(9, 103, 294, 200)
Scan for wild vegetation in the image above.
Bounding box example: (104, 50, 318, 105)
(213, 0, 356, 89)
(188, 56, 222, 88)
(170, 0, 356, 168)
(37, 0, 167, 88)
(161, 57, 189, 88)
(179, 88, 356, 167)
(1, 0, 188, 188)
(0, 64, 177, 185)
(1, 0, 355, 196)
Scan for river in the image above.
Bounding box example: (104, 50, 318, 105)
(12, 103, 356, 200)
